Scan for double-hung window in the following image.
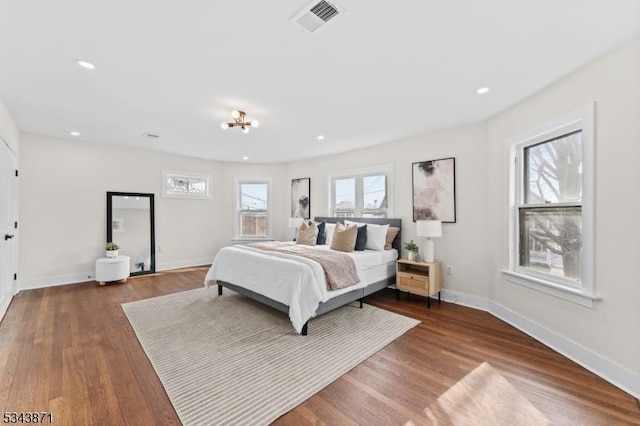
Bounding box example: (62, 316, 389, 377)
(328, 164, 393, 218)
(505, 104, 596, 306)
(234, 178, 273, 240)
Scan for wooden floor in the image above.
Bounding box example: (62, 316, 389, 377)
(0, 267, 638, 425)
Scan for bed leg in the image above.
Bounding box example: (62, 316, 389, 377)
(217, 284, 223, 296)
(301, 322, 308, 336)
(359, 298, 363, 309)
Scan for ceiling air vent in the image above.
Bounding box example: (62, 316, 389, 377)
(291, 1, 342, 34)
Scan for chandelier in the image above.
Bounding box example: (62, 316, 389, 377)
(220, 110, 259, 134)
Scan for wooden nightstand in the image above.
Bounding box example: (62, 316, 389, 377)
(396, 259, 443, 308)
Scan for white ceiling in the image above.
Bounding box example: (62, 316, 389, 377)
(1, 1, 639, 163)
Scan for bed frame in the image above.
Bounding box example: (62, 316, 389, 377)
(217, 217, 402, 335)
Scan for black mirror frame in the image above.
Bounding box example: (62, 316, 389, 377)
(106, 191, 156, 276)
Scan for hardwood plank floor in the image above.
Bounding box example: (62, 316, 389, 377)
(0, 267, 638, 425)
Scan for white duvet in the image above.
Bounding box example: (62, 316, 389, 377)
(204, 242, 397, 333)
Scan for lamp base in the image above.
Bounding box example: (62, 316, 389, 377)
(423, 238, 435, 263)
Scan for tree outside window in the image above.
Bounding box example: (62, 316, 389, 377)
(520, 132, 582, 281)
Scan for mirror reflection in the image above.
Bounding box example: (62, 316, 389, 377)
(107, 192, 155, 276)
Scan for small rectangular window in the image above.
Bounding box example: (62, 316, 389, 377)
(505, 103, 595, 306)
(235, 179, 272, 239)
(163, 170, 211, 199)
(328, 165, 393, 218)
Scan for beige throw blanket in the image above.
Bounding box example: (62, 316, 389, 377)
(247, 242, 360, 290)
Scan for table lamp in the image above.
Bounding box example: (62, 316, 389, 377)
(417, 220, 442, 262)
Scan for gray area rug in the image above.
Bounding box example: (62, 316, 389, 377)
(122, 288, 419, 426)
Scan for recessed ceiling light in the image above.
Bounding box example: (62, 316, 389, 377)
(317, 135, 325, 140)
(242, 156, 249, 160)
(70, 131, 80, 136)
(477, 87, 490, 94)
(77, 60, 96, 70)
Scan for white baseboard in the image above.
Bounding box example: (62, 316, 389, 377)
(20, 271, 96, 290)
(19, 257, 214, 291)
(440, 288, 489, 311)
(156, 257, 213, 272)
(443, 289, 639, 399)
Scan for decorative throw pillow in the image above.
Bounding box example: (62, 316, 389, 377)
(314, 221, 327, 245)
(345, 221, 390, 251)
(296, 221, 318, 246)
(384, 226, 400, 250)
(365, 223, 389, 251)
(330, 222, 357, 252)
(325, 223, 337, 246)
(347, 223, 367, 251)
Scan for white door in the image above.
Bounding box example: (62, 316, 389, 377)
(0, 140, 17, 321)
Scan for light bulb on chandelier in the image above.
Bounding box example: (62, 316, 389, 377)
(221, 110, 258, 133)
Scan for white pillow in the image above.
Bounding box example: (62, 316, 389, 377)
(345, 220, 389, 251)
(324, 223, 337, 246)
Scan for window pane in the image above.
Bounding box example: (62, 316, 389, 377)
(363, 174, 387, 211)
(241, 183, 268, 210)
(519, 207, 582, 281)
(334, 211, 355, 218)
(524, 131, 582, 204)
(362, 211, 387, 218)
(241, 212, 267, 237)
(334, 177, 355, 212)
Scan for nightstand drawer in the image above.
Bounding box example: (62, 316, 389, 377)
(398, 274, 428, 291)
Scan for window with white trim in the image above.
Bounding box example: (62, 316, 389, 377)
(163, 170, 211, 199)
(234, 178, 273, 240)
(505, 103, 595, 306)
(328, 164, 393, 218)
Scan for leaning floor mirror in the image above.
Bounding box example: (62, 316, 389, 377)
(106, 191, 156, 276)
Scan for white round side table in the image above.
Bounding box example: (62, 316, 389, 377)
(95, 255, 131, 286)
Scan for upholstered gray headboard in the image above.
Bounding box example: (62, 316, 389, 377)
(314, 217, 402, 252)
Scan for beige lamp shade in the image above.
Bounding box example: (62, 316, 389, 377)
(417, 220, 442, 238)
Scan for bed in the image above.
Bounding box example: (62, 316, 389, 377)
(204, 217, 401, 335)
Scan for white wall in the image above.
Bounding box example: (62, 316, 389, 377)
(18, 133, 290, 288)
(287, 123, 491, 298)
(18, 134, 228, 287)
(0, 98, 19, 154)
(486, 38, 640, 390)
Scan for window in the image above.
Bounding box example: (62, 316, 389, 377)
(234, 178, 272, 240)
(328, 164, 393, 218)
(505, 104, 595, 306)
(163, 170, 211, 199)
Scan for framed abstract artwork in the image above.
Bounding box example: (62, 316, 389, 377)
(412, 157, 456, 223)
(291, 177, 311, 219)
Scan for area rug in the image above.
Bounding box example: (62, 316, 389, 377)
(425, 362, 549, 425)
(122, 288, 419, 426)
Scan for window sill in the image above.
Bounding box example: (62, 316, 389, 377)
(501, 269, 600, 308)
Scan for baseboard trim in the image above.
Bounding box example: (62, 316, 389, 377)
(156, 257, 213, 272)
(20, 272, 95, 291)
(440, 288, 489, 311)
(443, 289, 639, 399)
(19, 257, 214, 291)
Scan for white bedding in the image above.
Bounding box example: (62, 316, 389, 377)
(204, 242, 398, 333)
